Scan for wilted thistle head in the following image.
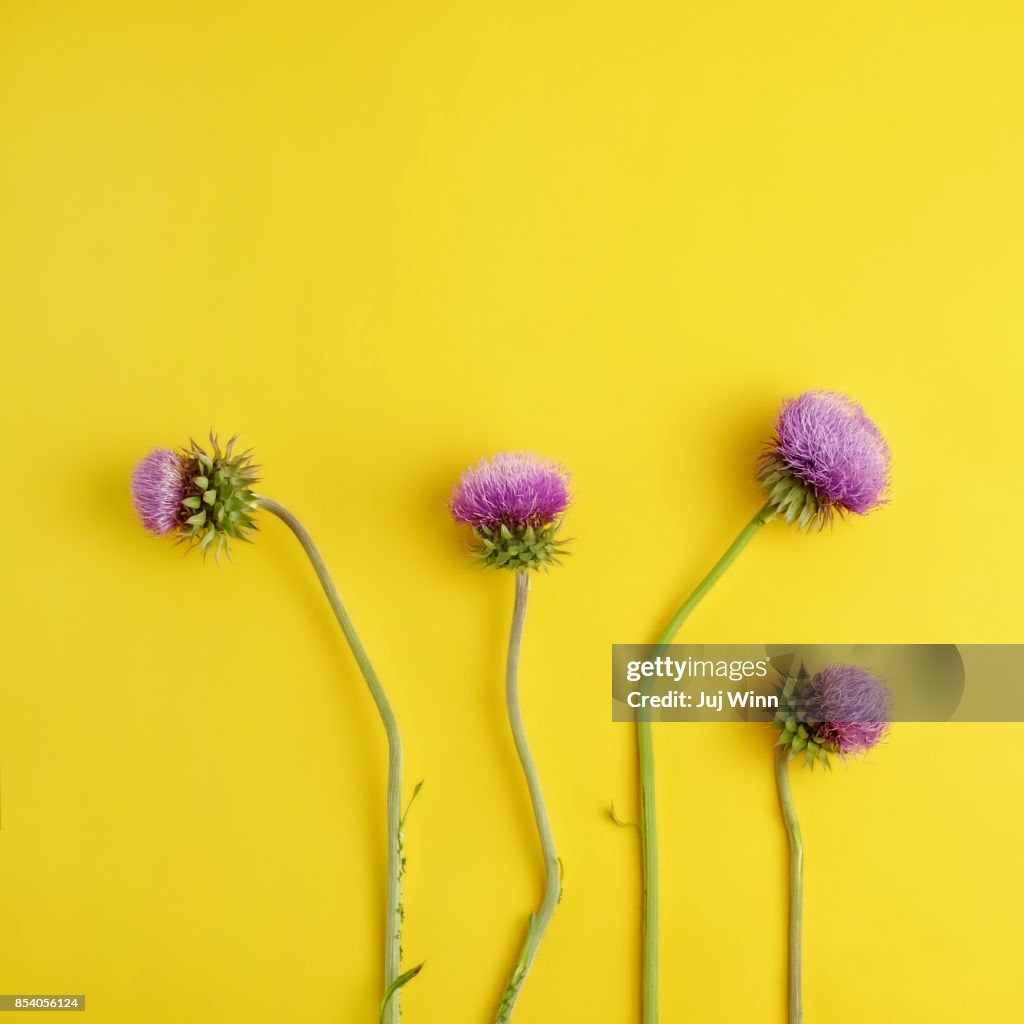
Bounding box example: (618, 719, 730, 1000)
(757, 390, 891, 529)
(775, 663, 891, 767)
(449, 452, 571, 571)
(131, 434, 259, 558)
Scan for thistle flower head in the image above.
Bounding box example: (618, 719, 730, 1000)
(449, 452, 571, 571)
(757, 390, 891, 529)
(774, 662, 891, 767)
(131, 448, 188, 536)
(131, 434, 260, 558)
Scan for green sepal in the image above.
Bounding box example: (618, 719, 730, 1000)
(756, 451, 833, 530)
(175, 433, 261, 558)
(773, 672, 841, 769)
(470, 519, 568, 572)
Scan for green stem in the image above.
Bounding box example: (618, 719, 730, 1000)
(257, 496, 406, 1024)
(495, 571, 560, 1023)
(774, 747, 803, 1024)
(637, 502, 775, 1024)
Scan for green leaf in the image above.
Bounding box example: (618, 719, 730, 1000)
(378, 963, 424, 1024)
(203, 489, 217, 505)
(186, 510, 207, 527)
(193, 476, 209, 490)
(791, 735, 807, 754)
(401, 780, 424, 829)
(182, 495, 202, 510)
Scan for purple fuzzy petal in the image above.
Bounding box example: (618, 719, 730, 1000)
(806, 663, 892, 755)
(772, 390, 891, 514)
(449, 452, 571, 528)
(131, 448, 187, 536)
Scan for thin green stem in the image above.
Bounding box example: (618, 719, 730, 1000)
(775, 747, 803, 1024)
(257, 496, 406, 1024)
(495, 571, 560, 1023)
(637, 501, 775, 1024)
(656, 503, 776, 646)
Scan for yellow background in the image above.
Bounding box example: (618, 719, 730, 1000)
(2, 2, 1022, 1021)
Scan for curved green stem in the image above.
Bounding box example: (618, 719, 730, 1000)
(775, 747, 803, 1024)
(637, 502, 775, 1024)
(495, 571, 560, 1023)
(257, 496, 406, 1024)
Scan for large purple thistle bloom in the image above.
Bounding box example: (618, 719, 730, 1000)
(450, 452, 570, 528)
(772, 390, 890, 515)
(131, 448, 187, 535)
(804, 663, 891, 755)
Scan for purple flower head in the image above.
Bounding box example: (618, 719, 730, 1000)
(770, 390, 890, 516)
(804, 663, 892, 756)
(131, 448, 188, 536)
(450, 452, 571, 529)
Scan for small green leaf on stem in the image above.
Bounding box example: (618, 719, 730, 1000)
(401, 780, 424, 829)
(378, 962, 424, 1024)
(609, 801, 640, 832)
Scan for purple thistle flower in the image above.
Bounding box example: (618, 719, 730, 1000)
(131, 448, 188, 536)
(804, 663, 891, 756)
(770, 390, 891, 516)
(450, 452, 571, 529)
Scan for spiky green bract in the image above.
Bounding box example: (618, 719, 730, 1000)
(178, 434, 260, 558)
(756, 452, 829, 531)
(470, 520, 568, 571)
(772, 675, 837, 769)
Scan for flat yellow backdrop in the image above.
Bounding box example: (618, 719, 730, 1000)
(2, 2, 1022, 1021)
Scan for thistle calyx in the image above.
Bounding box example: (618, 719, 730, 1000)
(471, 519, 568, 572)
(179, 436, 260, 555)
(756, 452, 827, 531)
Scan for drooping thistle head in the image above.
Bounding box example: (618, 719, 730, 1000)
(131, 434, 259, 558)
(774, 663, 892, 768)
(449, 452, 571, 571)
(757, 390, 891, 529)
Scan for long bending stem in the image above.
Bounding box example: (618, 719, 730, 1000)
(257, 496, 406, 1024)
(637, 502, 775, 1024)
(495, 571, 560, 1023)
(775, 747, 803, 1024)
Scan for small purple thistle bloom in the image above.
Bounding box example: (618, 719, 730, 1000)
(450, 452, 570, 528)
(772, 390, 890, 515)
(805, 663, 891, 756)
(131, 448, 187, 536)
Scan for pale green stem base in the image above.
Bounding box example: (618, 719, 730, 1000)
(495, 571, 560, 1023)
(257, 496, 406, 1024)
(775, 747, 803, 1024)
(637, 502, 776, 1024)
